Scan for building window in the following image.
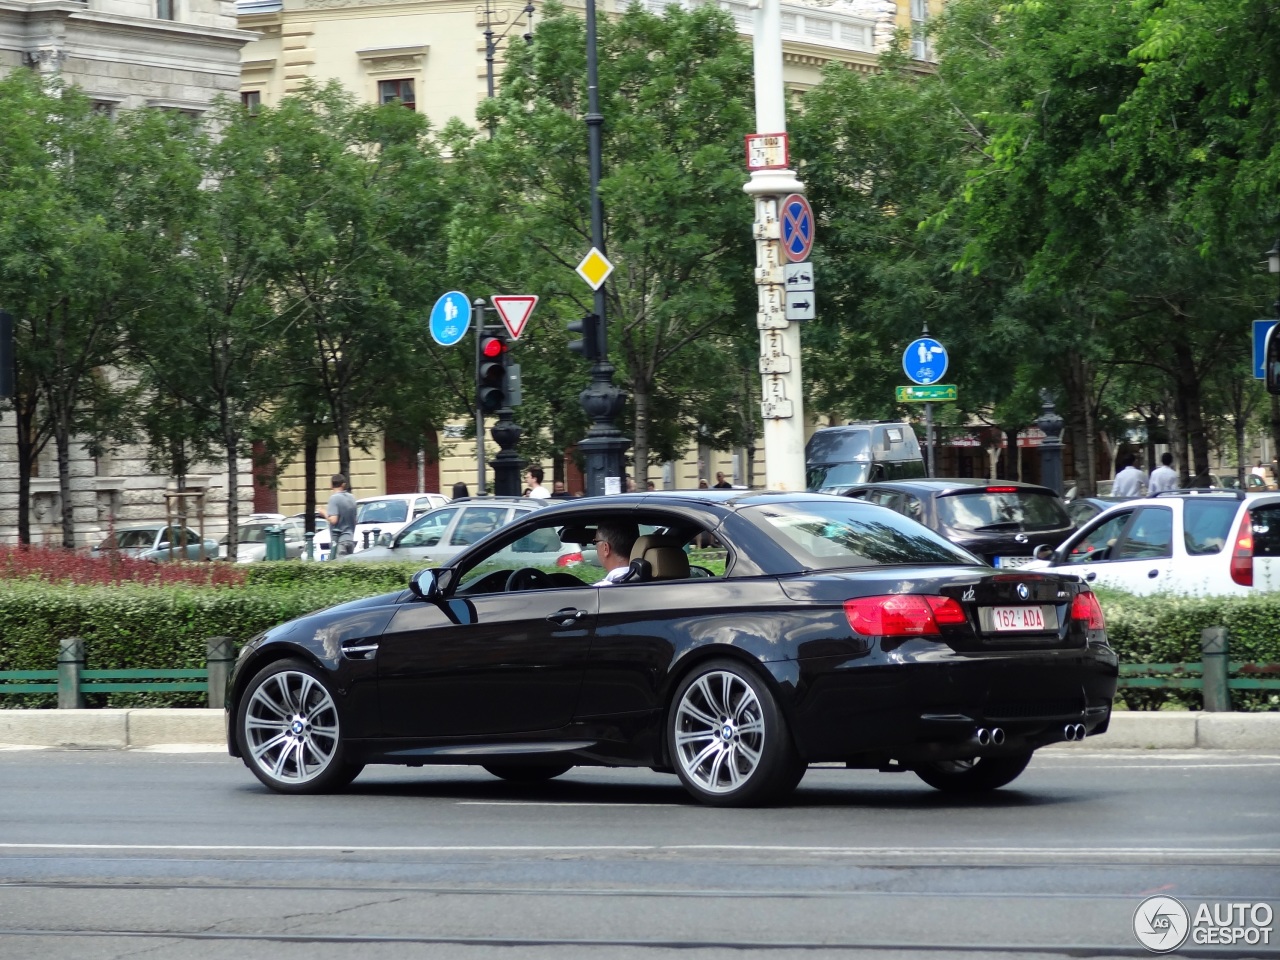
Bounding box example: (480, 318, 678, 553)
(910, 0, 930, 60)
(378, 79, 415, 110)
(157, 0, 175, 18)
(241, 90, 261, 112)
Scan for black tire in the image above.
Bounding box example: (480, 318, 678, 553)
(236, 657, 363, 794)
(913, 751, 1034, 793)
(667, 658, 802, 807)
(482, 763, 574, 783)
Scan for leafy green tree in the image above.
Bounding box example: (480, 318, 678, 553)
(450, 1, 758, 483)
(254, 82, 458, 480)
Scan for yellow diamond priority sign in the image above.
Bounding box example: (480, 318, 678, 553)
(576, 247, 614, 291)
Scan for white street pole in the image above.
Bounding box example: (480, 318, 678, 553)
(744, 0, 807, 492)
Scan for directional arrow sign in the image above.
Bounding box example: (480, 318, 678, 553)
(492, 295, 538, 340)
(785, 291, 814, 321)
(895, 384, 957, 403)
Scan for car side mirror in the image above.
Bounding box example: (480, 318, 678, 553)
(1033, 544, 1054, 562)
(409, 568, 441, 600)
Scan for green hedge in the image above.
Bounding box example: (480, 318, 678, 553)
(0, 561, 428, 708)
(1098, 588, 1280, 712)
(2, 571, 1277, 711)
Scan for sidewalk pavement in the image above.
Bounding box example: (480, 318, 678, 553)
(0, 709, 1276, 751)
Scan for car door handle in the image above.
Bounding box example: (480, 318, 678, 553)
(341, 642, 379, 661)
(547, 608, 587, 625)
(1084, 571, 1097, 581)
(1148, 569, 1159, 578)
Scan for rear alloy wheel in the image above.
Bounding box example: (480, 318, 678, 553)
(668, 659, 803, 807)
(237, 658, 363, 794)
(913, 751, 1033, 793)
(482, 763, 574, 783)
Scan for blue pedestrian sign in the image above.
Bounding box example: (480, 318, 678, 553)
(430, 291, 471, 347)
(903, 337, 948, 385)
(1253, 319, 1277, 379)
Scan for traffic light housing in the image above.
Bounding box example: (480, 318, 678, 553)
(567, 313, 602, 362)
(477, 331, 508, 412)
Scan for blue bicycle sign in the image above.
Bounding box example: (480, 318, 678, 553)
(903, 337, 948, 385)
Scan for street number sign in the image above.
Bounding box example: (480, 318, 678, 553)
(903, 337, 948, 385)
(430, 291, 471, 347)
(745, 132, 789, 171)
(492, 295, 538, 340)
(780, 194, 815, 263)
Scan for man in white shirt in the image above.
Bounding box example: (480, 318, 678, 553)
(1111, 453, 1147, 498)
(524, 466, 551, 499)
(1148, 452, 1179, 494)
(593, 521, 639, 585)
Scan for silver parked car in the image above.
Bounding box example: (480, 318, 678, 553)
(338, 497, 582, 566)
(219, 516, 331, 562)
(93, 525, 219, 562)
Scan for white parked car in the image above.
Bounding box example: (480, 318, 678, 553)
(352, 493, 450, 552)
(1024, 490, 1280, 596)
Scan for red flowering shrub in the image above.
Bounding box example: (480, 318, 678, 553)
(0, 545, 246, 588)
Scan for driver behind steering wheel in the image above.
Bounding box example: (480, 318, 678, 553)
(594, 521, 638, 585)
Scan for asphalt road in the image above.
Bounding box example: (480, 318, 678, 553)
(0, 748, 1277, 960)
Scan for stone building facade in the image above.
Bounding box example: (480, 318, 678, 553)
(0, 0, 256, 546)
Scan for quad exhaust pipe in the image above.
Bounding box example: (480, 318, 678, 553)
(1062, 723, 1087, 741)
(974, 727, 1006, 746)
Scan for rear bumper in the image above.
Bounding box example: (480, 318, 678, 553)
(774, 641, 1118, 762)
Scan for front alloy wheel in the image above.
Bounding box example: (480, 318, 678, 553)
(237, 658, 362, 794)
(668, 660, 802, 807)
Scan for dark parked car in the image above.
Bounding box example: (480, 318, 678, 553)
(842, 479, 1075, 569)
(225, 491, 1117, 807)
(1065, 496, 1128, 528)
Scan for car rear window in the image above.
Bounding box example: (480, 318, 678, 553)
(1184, 499, 1242, 555)
(358, 500, 408, 524)
(744, 501, 980, 569)
(935, 489, 1070, 533)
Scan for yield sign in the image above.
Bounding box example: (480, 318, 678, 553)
(492, 295, 538, 340)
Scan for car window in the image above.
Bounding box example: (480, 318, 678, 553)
(414, 497, 433, 513)
(1063, 511, 1132, 564)
(395, 507, 457, 548)
(901, 494, 925, 523)
(239, 525, 269, 544)
(1113, 506, 1173, 560)
(1184, 500, 1240, 555)
(357, 500, 408, 524)
(867, 490, 903, 512)
(936, 489, 1070, 532)
(449, 506, 511, 546)
(1251, 503, 1280, 556)
(111, 530, 155, 549)
(744, 501, 979, 569)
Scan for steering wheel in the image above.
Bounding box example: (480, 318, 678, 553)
(505, 567, 554, 592)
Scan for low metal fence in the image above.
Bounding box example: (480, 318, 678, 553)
(1115, 627, 1280, 711)
(0, 637, 235, 709)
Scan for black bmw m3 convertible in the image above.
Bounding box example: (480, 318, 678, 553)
(226, 491, 1117, 806)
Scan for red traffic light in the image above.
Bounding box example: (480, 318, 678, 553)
(481, 336, 507, 359)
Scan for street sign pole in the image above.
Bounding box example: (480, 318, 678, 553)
(925, 401, 933, 478)
(473, 299, 487, 496)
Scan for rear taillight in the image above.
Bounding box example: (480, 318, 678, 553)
(557, 552, 583, 567)
(1070, 590, 1105, 630)
(1230, 512, 1253, 586)
(844, 595, 966, 637)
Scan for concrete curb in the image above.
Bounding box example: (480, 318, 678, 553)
(0, 709, 1277, 751)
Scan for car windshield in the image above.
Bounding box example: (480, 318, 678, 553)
(806, 461, 871, 492)
(358, 500, 408, 524)
(936, 490, 1070, 532)
(743, 501, 979, 569)
(238, 525, 271, 544)
(101, 530, 157, 550)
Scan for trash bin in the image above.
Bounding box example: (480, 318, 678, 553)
(263, 525, 287, 561)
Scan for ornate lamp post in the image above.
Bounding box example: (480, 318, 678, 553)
(479, 0, 535, 108)
(1036, 390, 1065, 495)
(574, 0, 630, 496)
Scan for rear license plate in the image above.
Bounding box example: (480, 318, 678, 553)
(994, 556, 1033, 569)
(991, 605, 1046, 632)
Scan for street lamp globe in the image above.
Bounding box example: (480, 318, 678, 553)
(1267, 238, 1280, 276)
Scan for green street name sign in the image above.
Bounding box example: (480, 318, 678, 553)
(895, 384, 957, 402)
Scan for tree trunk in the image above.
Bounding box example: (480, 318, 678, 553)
(304, 432, 319, 522)
(12, 389, 39, 546)
(631, 381, 650, 490)
(53, 411, 75, 549)
(1063, 353, 1092, 496)
(1172, 338, 1210, 479)
(223, 427, 240, 562)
